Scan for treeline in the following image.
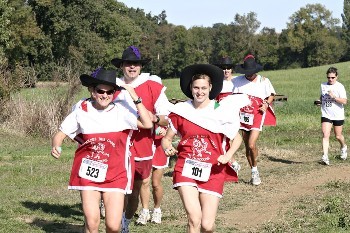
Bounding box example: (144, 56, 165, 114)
(2, 0, 350, 82)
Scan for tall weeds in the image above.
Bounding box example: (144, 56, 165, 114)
(0, 62, 82, 137)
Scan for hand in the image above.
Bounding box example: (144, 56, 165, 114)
(314, 100, 321, 106)
(217, 154, 231, 165)
(51, 146, 62, 159)
(158, 127, 167, 136)
(120, 84, 138, 100)
(259, 102, 269, 112)
(163, 146, 178, 156)
(328, 90, 336, 99)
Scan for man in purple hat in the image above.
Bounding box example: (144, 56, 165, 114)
(111, 46, 170, 232)
(232, 54, 276, 186)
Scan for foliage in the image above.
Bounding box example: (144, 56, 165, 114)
(279, 4, 345, 68)
(0, 1, 349, 82)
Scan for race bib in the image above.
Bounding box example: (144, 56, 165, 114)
(182, 158, 212, 182)
(240, 112, 254, 125)
(79, 158, 108, 182)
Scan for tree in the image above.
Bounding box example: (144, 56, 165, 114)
(341, 0, 350, 60)
(279, 4, 344, 68)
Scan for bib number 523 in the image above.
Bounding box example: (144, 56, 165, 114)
(79, 158, 108, 182)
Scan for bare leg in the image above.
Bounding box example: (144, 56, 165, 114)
(322, 122, 332, 156)
(152, 168, 164, 209)
(80, 190, 101, 233)
(178, 186, 201, 233)
(199, 193, 220, 233)
(102, 192, 125, 233)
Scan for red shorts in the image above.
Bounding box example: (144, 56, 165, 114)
(224, 163, 238, 182)
(152, 139, 169, 168)
(134, 159, 153, 180)
(240, 96, 265, 131)
(172, 159, 226, 198)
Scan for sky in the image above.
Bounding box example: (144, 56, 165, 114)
(117, 0, 344, 32)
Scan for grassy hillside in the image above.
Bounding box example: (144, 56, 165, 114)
(1, 62, 350, 232)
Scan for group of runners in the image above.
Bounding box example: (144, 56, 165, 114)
(50, 45, 347, 233)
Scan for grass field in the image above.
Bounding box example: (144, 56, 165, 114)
(1, 62, 350, 232)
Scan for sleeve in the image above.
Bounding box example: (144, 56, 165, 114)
(168, 113, 178, 135)
(59, 110, 80, 140)
(339, 84, 347, 99)
(154, 88, 171, 116)
(119, 102, 138, 130)
(265, 78, 276, 97)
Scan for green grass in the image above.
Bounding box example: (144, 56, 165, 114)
(1, 63, 350, 232)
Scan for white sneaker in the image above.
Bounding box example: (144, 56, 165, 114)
(251, 171, 261, 186)
(136, 210, 150, 225)
(151, 210, 162, 224)
(100, 200, 105, 218)
(229, 161, 241, 174)
(322, 155, 330, 165)
(341, 145, 347, 160)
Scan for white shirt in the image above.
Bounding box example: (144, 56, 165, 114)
(320, 82, 347, 120)
(232, 75, 276, 99)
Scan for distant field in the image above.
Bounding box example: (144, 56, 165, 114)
(1, 62, 350, 232)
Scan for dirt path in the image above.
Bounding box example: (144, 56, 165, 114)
(219, 163, 350, 232)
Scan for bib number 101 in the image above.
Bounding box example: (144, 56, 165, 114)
(182, 158, 212, 182)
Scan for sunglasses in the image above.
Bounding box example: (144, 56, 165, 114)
(327, 76, 336, 79)
(95, 88, 115, 95)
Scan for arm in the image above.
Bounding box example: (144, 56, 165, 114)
(260, 94, 275, 112)
(217, 133, 242, 165)
(161, 127, 178, 156)
(121, 84, 153, 129)
(51, 130, 67, 159)
(328, 90, 347, 105)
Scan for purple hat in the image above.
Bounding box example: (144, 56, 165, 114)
(111, 46, 151, 67)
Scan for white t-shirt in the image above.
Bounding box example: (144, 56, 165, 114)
(232, 75, 276, 99)
(320, 82, 347, 120)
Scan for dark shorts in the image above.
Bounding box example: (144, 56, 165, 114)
(321, 117, 344, 126)
(134, 159, 153, 180)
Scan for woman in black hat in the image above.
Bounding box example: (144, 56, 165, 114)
(213, 56, 236, 102)
(51, 67, 153, 233)
(233, 54, 276, 186)
(161, 64, 249, 233)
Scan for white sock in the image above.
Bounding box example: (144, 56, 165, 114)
(142, 208, 149, 213)
(252, 166, 258, 172)
(153, 207, 161, 213)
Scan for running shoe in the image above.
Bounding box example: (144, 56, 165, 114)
(151, 210, 162, 224)
(251, 171, 261, 186)
(322, 154, 330, 165)
(341, 145, 348, 160)
(100, 200, 105, 218)
(136, 209, 150, 225)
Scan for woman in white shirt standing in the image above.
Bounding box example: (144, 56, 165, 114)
(317, 67, 347, 165)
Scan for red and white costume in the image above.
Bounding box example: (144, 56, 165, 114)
(152, 126, 169, 168)
(60, 99, 139, 194)
(168, 94, 250, 198)
(114, 73, 170, 181)
(232, 75, 276, 131)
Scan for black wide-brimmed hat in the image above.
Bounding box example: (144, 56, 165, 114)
(111, 46, 151, 68)
(80, 67, 119, 89)
(235, 55, 263, 76)
(180, 64, 223, 100)
(214, 56, 234, 69)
